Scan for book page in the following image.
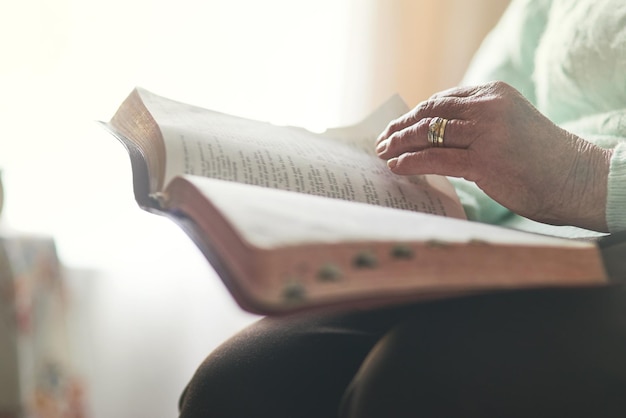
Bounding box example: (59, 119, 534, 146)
(140, 89, 465, 219)
(176, 175, 593, 250)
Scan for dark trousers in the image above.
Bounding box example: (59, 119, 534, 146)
(178, 286, 626, 418)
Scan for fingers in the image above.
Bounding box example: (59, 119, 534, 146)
(376, 117, 474, 159)
(377, 93, 480, 146)
(387, 148, 474, 180)
(375, 83, 495, 182)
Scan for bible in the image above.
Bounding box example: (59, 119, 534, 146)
(102, 88, 609, 314)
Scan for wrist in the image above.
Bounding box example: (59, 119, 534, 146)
(565, 141, 612, 232)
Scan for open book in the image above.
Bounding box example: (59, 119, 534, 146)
(102, 88, 609, 314)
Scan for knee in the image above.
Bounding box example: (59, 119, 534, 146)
(177, 352, 239, 417)
(339, 320, 434, 418)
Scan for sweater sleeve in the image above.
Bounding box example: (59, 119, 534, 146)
(608, 143, 626, 232)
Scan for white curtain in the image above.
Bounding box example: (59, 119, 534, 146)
(0, 1, 508, 417)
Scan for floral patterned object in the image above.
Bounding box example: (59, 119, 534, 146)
(0, 233, 88, 418)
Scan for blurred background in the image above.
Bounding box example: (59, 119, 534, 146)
(0, 0, 509, 416)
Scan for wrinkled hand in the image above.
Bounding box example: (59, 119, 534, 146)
(376, 81, 612, 232)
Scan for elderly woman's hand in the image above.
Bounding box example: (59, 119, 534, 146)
(376, 81, 612, 232)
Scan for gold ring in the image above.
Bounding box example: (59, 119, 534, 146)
(428, 117, 448, 147)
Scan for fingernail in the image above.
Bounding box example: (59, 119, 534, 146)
(387, 158, 398, 169)
(376, 140, 388, 154)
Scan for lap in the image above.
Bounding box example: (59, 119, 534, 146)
(179, 286, 626, 418)
(341, 286, 626, 418)
(178, 303, 421, 418)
